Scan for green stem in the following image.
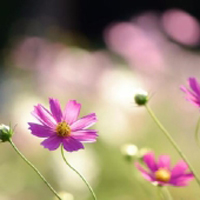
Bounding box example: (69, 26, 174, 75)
(9, 139, 62, 200)
(157, 187, 164, 200)
(161, 187, 173, 200)
(195, 117, 200, 148)
(61, 145, 97, 200)
(145, 105, 200, 187)
(129, 162, 154, 199)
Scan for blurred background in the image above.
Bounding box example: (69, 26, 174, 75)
(1, 0, 200, 199)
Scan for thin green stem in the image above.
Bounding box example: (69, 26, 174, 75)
(145, 105, 200, 187)
(161, 187, 173, 200)
(128, 162, 154, 199)
(61, 145, 97, 200)
(9, 139, 62, 200)
(157, 187, 164, 200)
(195, 117, 200, 148)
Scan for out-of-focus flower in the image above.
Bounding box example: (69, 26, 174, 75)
(0, 124, 14, 142)
(180, 77, 200, 107)
(135, 152, 194, 186)
(161, 9, 200, 46)
(104, 21, 165, 73)
(134, 89, 148, 106)
(28, 98, 98, 152)
(37, 48, 113, 97)
(11, 37, 65, 71)
(11, 37, 113, 97)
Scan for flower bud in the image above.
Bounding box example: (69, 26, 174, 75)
(121, 144, 139, 162)
(0, 124, 14, 142)
(134, 89, 148, 106)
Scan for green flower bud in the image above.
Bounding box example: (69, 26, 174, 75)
(0, 124, 14, 142)
(134, 89, 148, 106)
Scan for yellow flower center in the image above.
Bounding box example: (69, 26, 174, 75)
(56, 121, 71, 137)
(155, 168, 171, 182)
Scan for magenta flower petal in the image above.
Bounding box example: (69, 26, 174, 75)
(32, 104, 57, 127)
(189, 77, 200, 95)
(158, 155, 170, 169)
(70, 113, 97, 130)
(170, 173, 194, 186)
(41, 135, 62, 150)
(181, 77, 200, 107)
(135, 162, 154, 182)
(181, 86, 200, 106)
(28, 123, 54, 137)
(63, 100, 81, 125)
(62, 137, 84, 152)
(143, 152, 158, 172)
(49, 98, 63, 123)
(71, 129, 98, 143)
(171, 160, 188, 178)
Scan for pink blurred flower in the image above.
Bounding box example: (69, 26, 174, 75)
(11, 37, 65, 70)
(135, 152, 194, 186)
(28, 98, 98, 152)
(161, 9, 200, 46)
(12, 37, 113, 97)
(181, 77, 200, 107)
(104, 21, 165, 73)
(38, 49, 112, 96)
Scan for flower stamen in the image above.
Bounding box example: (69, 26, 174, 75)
(56, 121, 71, 137)
(155, 168, 171, 182)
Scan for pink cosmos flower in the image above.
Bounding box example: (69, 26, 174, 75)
(180, 77, 200, 107)
(135, 152, 194, 186)
(28, 99, 98, 152)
